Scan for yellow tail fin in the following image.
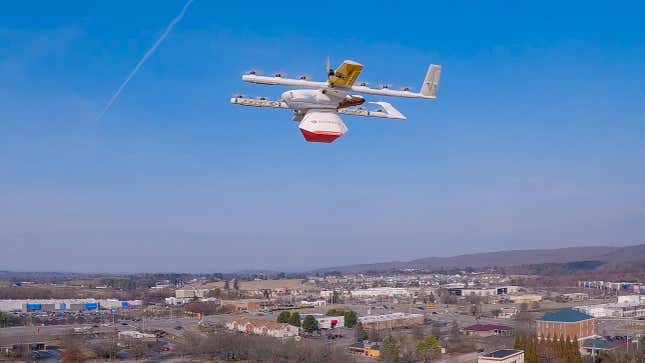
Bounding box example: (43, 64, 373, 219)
(328, 60, 363, 86)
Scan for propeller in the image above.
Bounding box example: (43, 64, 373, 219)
(378, 83, 391, 89)
(298, 74, 311, 80)
(357, 81, 370, 87)
(400, 86, 412, 92)
(326, 56, 331, 76)
(247, 68, 261, 75)
(232, 93, 246, 99)
(255, 96, 268, 101)
(273, 71, 286, 78)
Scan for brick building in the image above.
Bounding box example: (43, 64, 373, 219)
(536, 309, 596, 342)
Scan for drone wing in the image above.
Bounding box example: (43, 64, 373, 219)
(230, 97, 289, 109)
(241, 63, 441, 100)
(350, 64, 442, 99)
(340, 102, 406, 120)
(231, 97, 405, 120)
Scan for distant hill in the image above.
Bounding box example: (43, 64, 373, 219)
(595, 244, 645, 263)
(315, 244, 644, 273)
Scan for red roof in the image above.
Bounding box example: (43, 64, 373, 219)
(463, 324, 512, 332)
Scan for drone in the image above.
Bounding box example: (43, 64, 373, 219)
(231, 59, 442, 143)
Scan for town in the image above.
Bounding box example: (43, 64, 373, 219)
(1, 267, 643, 362)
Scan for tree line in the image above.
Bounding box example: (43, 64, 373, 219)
(176, 330, 351, 362)
(514, 334, 582, 363)
(378, 332, 442, 363)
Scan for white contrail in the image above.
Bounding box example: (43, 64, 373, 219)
(96, 0, 195, 121)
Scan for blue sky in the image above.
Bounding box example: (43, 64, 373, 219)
(1, 1, 644, 272)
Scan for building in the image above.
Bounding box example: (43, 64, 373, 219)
(98, 299, 142, 309)
(175, 288, 209, 299)
(22, 303, 55, 312)
(165, 297, 188, 306)
(0, 299, 100, 312)
(574, 295, 645, 318)
(299, 300, 327, 308)
(300, 313, 345, 329)
(560, 293, 589, 302)
(226, 318, 299, 338)
(578, 280, 645, 294)
(581, 338, 622, 357)
(509, 294, 542, 304)
(349, 342, 381, 358)
(69, 302, 98, 311)
(617, 295, 645, 305)
(497, 307, 518, 319)
(349, 287, 413, 298)
(4, 299, 137, 312)
(221, 299, 272, 311)
(463, 324, 513, 337)
(449, 286, 520, 297)
(478, 349, 524, 363)
(358, 313, 424, 331)
(118, 331, 156, 340)
(575, 303, 645, 318)
(536, 309, 596, 342)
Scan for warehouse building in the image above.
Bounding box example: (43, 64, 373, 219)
(0, 299, 141, 312)
(574, 295, 645, 318)
(175, 288, 210, 299)
(98, 299, 142, 309)
(358, 313, 424, 331)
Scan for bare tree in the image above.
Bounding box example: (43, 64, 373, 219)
(60, 331, 92, 363)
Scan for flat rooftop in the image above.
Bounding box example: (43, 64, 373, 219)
(481, 349, 523, 359)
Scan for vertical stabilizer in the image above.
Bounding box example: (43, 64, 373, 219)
(420, 64, 442, 98)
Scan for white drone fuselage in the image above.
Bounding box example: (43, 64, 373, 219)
(282, 89, 351, 110)
(231, 60, 442, 143)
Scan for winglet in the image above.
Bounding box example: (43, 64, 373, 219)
(368, 102, 406, 119)
(420, 64, 442, 98)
